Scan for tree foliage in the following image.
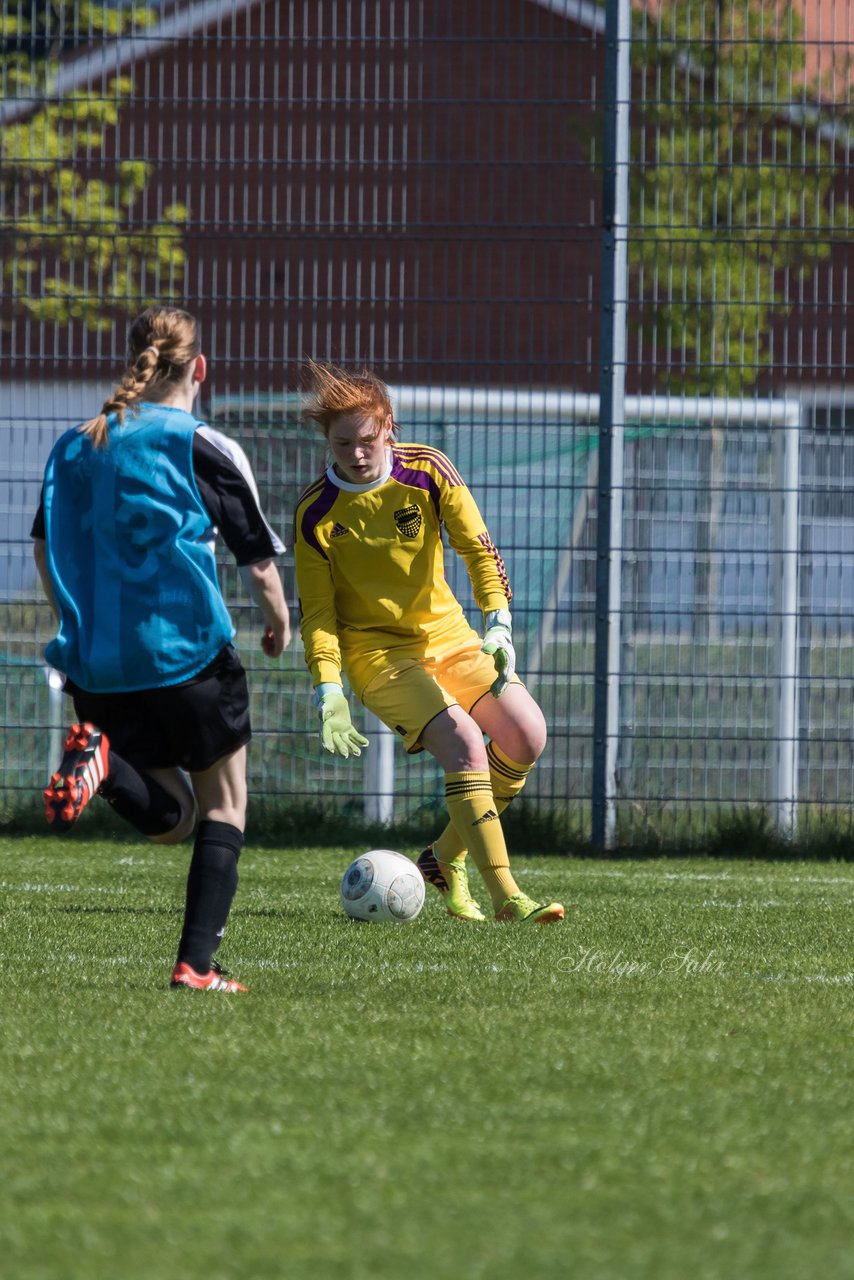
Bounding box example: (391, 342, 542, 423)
(630, 0, 844, 394)
(1, 2, 187, 330)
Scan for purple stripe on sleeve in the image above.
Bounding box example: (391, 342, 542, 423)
(299, 476, 339, 559)
(478, 532, 513, 602)
(391, 454, 442, 518)
(394, 445, 463, 487)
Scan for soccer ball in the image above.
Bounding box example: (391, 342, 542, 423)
(340, 849, 426, 923)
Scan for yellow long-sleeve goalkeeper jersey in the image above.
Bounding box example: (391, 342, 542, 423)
(293, 442, 512, 690)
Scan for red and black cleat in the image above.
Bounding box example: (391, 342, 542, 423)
(43, 722, 110, 833)
(170, 961, 249, 993)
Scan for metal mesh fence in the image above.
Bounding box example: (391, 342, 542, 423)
(1, 0, 852, 844)
(612, 0, 853, 841)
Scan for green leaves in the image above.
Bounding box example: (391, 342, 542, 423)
(1, 4, 186, 330)
(629, 0, 841, 394)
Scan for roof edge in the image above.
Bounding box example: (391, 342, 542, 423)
(526, 0, 605, 34)
(0, 0, 262, 124)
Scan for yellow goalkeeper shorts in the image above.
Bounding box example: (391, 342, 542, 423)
(355, 638, 521, 753)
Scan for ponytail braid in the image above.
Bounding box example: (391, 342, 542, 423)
(79, 308, 201, 450)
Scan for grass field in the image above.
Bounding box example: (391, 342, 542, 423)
(2, 834, 853, 1280)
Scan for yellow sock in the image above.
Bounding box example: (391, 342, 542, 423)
(434, 745, 533, 865)
(442, 771, 519, 908)
(486, 740, 533, 809)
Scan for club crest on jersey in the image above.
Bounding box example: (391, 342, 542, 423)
(394, 505, 422, 538)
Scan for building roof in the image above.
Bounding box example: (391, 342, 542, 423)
(3, 0, 851, 123)
(625, 0, 854, 101)
(0, 0, 264, 124)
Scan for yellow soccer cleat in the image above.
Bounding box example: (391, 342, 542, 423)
(417, 846, 486, 922)
(494, 893, 565, 924)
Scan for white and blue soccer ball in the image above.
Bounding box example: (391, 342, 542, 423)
(340, 849, 426, 923)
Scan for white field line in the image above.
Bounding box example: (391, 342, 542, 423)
(702, 900, 854, 909)
(6, 872, 854, 908)
(751, 971, 854, 986)
(526, 867, 854, 887)
(0, 880, 136, 894)
(7, 866, 854, 889)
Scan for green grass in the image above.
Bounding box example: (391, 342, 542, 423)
(2, 836, 853, 1280)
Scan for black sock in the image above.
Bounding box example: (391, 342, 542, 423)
(176, 820, 245, 973)
(98, 753, 184, 836)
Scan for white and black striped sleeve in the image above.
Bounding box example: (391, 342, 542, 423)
(193, 426, 286, 565)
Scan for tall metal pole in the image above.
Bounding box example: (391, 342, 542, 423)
(363, 711, 395, 826)
(770, 406, 802, 836)
(592, 0, 631, 848)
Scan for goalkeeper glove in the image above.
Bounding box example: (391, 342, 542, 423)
(314, 683, 370, 758)
(481, 608, 515, 697)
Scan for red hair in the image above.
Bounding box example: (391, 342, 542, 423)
(302, 359, 398, 438)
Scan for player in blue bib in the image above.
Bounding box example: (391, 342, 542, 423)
(32, 306, 291, 993)
(42, 403, 235, 692)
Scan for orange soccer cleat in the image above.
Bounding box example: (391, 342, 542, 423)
(43, 722, 110, 833)
(170, 961, 249, 993)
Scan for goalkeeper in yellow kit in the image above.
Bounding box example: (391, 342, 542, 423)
(294, 362, 564, 924)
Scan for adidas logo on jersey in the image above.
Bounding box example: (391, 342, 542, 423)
(473, 808, 499, 826)
(329, 523, 350, 539)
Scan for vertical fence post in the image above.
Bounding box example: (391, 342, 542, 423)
(45, 667, 64, 780)
(771, 406, 802, 836)
(363, 711, 395, 826)
(592, 0, 631, 849)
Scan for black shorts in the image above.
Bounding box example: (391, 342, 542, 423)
(66, 645, 251, 773)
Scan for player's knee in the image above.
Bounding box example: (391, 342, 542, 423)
(421, 706, 488, 771)
(455, 717, 490, 768)
(503, 715, 547, 766)
(195, 798, 247, 831)
(523, 718, 548, 763)
(148, 805, 196, 845)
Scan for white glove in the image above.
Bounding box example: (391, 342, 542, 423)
(481, 608, 515, 697)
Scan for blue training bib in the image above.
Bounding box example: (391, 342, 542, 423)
(42, 403, 234, 691)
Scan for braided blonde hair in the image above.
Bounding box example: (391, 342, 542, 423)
(302, 359, 398, 439)
(81, 306, 202, 448)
